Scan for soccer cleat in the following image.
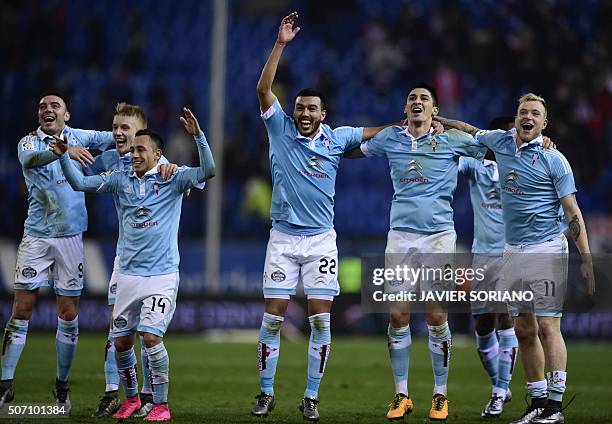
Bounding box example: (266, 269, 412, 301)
(481, 394, 505, 418)
(299, 397, 320, 422)
(505, 389, 513, 403)
(386, 393, 414, 421)
(91, 391, 121, 417)
(531, 402, 564, 424)
(251, 392, 275, 417)
(0, 382, 15, 408)
(53, 379, 71, 415)
(131, 392, 154, 418)
(143, 403, 172, 422)
(112, 395, 142, 419)
(428, 393, 448, 421)
(509, 405, 545, 424)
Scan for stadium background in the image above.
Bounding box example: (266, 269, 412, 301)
(0, 1, 611, 422)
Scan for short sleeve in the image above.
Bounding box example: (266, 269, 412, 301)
(333, 126, 364, 152)
(458, 156, 476, 177)
(360, 126, 391, 157)
(261, 99, 289, 139)
(473, 129, 508, 153)
(171, 167, 204, 193)
(70, 128, 114, 150)
(548, 152, 576, 198)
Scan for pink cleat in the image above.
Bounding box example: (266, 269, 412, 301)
(144, 403, 172, 421)
(112, 395, 142, 419)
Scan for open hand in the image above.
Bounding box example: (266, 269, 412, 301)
(159, 163, 178, 181)
(278, 12, 300, 44)
(542, 136, 556, 150)
(50, 135, 69, 156)
(180, 107, 202, 136)
(581, 258, 595, 295)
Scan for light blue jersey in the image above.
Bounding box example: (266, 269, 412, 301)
(17, 126, 114, 238)
(262, 100, 363, 236)
(458, 157, 505, 256)
(475, 128, 576, 245)
(362, 127, 487, 233)
(60, 134, 211, 276)
(90, 149, 169, 258)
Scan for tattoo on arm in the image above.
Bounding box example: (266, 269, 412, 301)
(569, 214, 581, 242)
(435, 117, 480, 136)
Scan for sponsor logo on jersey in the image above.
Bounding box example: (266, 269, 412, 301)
(135, 206, 152, 220)
(131, 206, 159, 228)
(504, 170, 524, 194)
(21, 266, 37, 279)
(114, 317, 128, 329)
(270, 270, 286, 282)
(400, 160, 430, 183)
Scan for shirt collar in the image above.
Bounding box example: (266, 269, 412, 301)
(131, 164, 159, 179)
(37, 126, 68, 142)
(511, 127, 543, 150)
(398, 126, 434, 140)
(296, 124, 329, 149)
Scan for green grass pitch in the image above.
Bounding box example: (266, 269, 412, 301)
(3, 334, 611, 423)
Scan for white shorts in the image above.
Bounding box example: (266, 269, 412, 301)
(111, 272, 179, 338)
(107, 256, 120, 306)
(14, 233, 84, 296)
(502, 235, 568, 318)
(263, 228, 339, 300)
(470, 254, 507, 315)
(384, 229, 456, 293)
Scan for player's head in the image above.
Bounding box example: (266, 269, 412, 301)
(404, 83, 439, 124)
(294, 88, 327, 137)
(132, 129, 163, 176)
(515, 93, 547, 143)
(38, 93, 70, 136)
(113, 102, 147, 155)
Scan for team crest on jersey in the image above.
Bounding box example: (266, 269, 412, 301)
(153, 183, 160, 195)
(531, 152, 539, 165)
(21, 140, 35, 151)
(426, 139, 440, 152)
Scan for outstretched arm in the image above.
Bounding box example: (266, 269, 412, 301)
(51, 136, 114, 192)
(434, 116, 481, 136)
(560, 194, 595, 294)
(180, 107, 216, 180)
(256, 12, 301, 112)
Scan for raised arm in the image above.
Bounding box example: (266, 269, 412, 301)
(256, 12, 301, 112)
(560, 194, 595, 294)
(434, 116, 481, 136)
(180, 107, 216, 180)
(51, 136, 113, 193)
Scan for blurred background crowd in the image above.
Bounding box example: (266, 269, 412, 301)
(1, 0, 611, 297)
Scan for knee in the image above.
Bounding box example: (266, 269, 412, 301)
(57, 301, 78, 321)
(514, 318, 538, 342)
(390, 311, 410, 328)
(426, 312, 446, 327)
(142, 332, 162, 348)
(537, 319, 559, 341)
(114, 336, 131, 352)
(475, 315, 495, 335)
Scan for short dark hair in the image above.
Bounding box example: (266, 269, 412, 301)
(295, 88, 327, 111)
(40, 92, 70, 111)
(135, 128, 164, 150)
(488, 116, 515, 131)
(407, 83, 438, 107)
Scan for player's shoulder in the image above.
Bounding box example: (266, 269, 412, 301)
(18, 131, 42, 151)
(539, 147, 572, 172)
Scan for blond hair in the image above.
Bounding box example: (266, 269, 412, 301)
(518, 93, 547, 116)
(114, 102, 147, 127)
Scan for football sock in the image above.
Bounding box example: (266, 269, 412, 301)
(527, 379, 548, 402)
(388, 324, 411, 396)
(428, 322, 452, 396)
(305, 313, 331, 399)
(145, 343, 169, 404)
(547, 371, 567, 402)
(497, 327, 519, 394)
(56, 316, 79, 382)
(104, 333, 119, 392)
(1, 319, 28, 380)
(116, 347, 139, 398)
(258, 313, 283, 395)
(140, 335, 153, 395)
(476, 329, 499, 388)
